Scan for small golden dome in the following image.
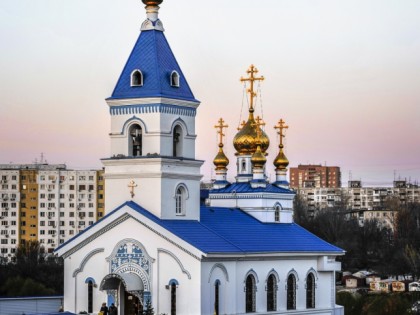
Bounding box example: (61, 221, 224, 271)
(213, 144, 229, 170)
(273, 144, 289, 170)
(233, 115, 270, 155)
(251, 144, 267, 168)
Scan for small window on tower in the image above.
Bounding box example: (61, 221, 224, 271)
(131, 69, 143, 87)
(170, 71, 180, 87)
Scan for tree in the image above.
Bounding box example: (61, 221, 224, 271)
(143, 300, 154, 315)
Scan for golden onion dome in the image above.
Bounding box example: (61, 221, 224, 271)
(273, 144, 289, 170)
(233, 116, 270, 155)
(251, 144, 267, 168)
(213, 144, 229, 170)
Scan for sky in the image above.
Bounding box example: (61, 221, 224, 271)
(0, 0, 419, 186)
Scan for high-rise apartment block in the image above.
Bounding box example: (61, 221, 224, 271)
(0, 164, 105, 261)
(289, 164, 341, 189)
(297, 180, 419, 228)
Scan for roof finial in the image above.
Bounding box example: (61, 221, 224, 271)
(273, 119, 289, 171)
(274, 119, 288, 148)
(240, 65, 264, 114)
(141, 0, 165, 31)
(213, 118, 229, 171)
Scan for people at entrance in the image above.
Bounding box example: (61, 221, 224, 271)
(100, 302, 109, 315)
(109, 303, 117, 315)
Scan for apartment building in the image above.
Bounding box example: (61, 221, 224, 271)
(290, 164, 341, 189)
(0, 164, 105, 261)
(296, 180, 419, 228)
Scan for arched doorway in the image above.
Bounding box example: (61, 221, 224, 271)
(100, 273, 146, 315)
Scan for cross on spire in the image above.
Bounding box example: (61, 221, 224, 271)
(214, 118, 228, 146)
(274, 119, 289, 147)
(240, 65, 264, 112)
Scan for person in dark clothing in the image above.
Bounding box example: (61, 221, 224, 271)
(100, 302, 109, 315)
(109, 303, 118, 315)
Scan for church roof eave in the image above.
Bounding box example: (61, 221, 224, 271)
(54, 202, 206, 260)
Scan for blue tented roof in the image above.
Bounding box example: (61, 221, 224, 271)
(210, 182, 295, 195)
(108, 29, 198, 102)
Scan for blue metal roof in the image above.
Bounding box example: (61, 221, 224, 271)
(210, 182, 295, 195)
(109, 30, 198, 102)
(56, 201, 343, 255)
(129, 202, 342, 254)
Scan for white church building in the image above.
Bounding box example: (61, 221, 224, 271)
(55, 1, 345, 314)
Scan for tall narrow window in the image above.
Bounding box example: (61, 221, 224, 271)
(171, 283, 177, 315)
(245, 274, 256, 313)
(131, 69, 143, 86)
(267, 274, 276, 311)
(306, 273, 315, 308)
(287, 274, 296, 310)
(170, 71, 180, 87)
(87, 280, 93, 313)
(175, 186, 186, 215)
(274, 205, 280, 222)
(129, 124, 142, 156)
(214, 280, 220, 315)
(173, 125, 182, 157)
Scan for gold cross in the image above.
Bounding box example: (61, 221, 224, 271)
(240, 65, 264, 112)
(252, 116, 265, 143)
(214, 118, 228, 145)
(237, 120, 246, 131)
(128, 180, 137, 198)
(274, 119, 289, 146)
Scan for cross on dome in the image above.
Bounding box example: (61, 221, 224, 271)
(214, 118, 229, 147)
(240, 65, 265, 113)
(274, 119, 289, 148)
(253, 116, 266, 145)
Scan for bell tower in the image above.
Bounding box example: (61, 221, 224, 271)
(102, 0, 203, 220)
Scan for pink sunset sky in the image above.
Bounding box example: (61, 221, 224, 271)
(0, 0, 419, 186)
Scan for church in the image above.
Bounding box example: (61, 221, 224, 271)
(55, 1, 344, 314)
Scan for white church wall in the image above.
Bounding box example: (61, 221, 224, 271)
(201, 257, 337, 315)
(161, 178, 200, 220)
(62, 212, 202, 314)
(157, 249, 201, 315)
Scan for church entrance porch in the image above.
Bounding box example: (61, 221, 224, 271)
(100, 272, 148, 315)
(124, 293, 142, 315)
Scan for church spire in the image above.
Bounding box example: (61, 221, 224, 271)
(273, 119, 290, 188)
(213, 118, 230, 189)
(250, 116, 268, 188)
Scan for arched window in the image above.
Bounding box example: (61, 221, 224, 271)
(173, 125, 182, 157)
(170, 71, 180, 87)
(274, 205, 280, 222)
(214, 280, 220, 315)
(131, 69, 143, 86)
(287, 274, 296, 310)
(241, 159, 246, 172)
(245, 274, 256, 313)
(306, 273, 315, 309)
(267, 274, 277, 311)
(129, 124, 142, 156)
(175, 185, 186, 215)
(87, 280, 93, 313)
